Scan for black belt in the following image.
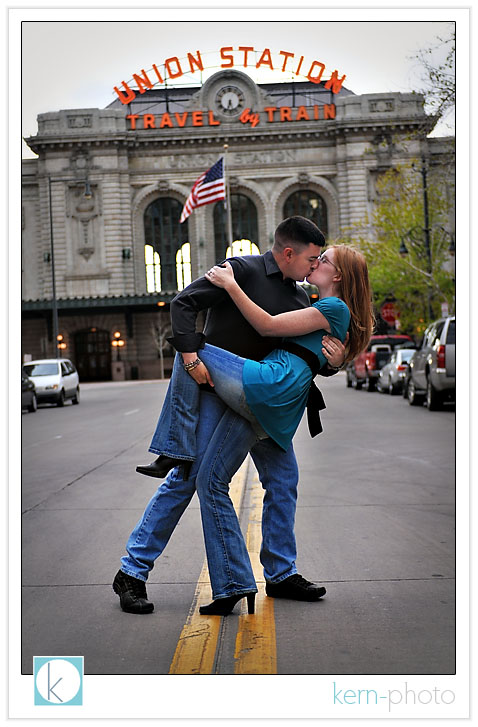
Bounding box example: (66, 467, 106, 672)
(280, 341, 326, 438)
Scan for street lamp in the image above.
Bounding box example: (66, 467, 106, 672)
(399, 158, 455, 322)
(47, 175, 92, 357)
(57, 334, 67, 352)
(111, 330, 125, 361)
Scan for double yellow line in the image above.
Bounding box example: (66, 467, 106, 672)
(169, 460, 277, 674)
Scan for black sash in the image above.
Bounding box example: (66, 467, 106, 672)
(280, 341, 326, 438)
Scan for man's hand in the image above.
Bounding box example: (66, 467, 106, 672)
(181, 352, 215, 387)
(322, 333, 348, 368)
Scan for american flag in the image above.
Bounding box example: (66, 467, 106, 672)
(180, 158, 225, 223)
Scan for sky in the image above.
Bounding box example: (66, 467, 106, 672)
(20, 15, 455, 158)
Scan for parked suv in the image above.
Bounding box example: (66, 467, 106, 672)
(345, 335, 414, 391)
(406, 316, 455, 410)
(22, 358, 80, 406)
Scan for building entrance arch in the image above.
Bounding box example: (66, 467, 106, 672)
(74, 329, 112, 381)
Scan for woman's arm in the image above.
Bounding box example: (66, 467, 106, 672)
(205, 262, 331, 337)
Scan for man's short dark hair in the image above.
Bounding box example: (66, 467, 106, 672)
(274, 216, 326, 250)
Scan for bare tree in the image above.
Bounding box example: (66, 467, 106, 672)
(414, 29, 455, 132)
(151, 313, 172, 379)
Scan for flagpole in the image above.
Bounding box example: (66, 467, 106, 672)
(223, 144, 233, 248)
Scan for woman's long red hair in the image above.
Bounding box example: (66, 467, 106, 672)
(330, 245, 375, 362)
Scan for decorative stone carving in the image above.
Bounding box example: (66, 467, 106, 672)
(298, 172, 310, 185)
(369, 99, 395, 113)
(158, 179, 169, 192)
(67, 115, 93, 128)
(74, 192, 96, 219)
(372, 132, 394, 166)
(78, 246, 95, 261)
(68, 184, 100, 264)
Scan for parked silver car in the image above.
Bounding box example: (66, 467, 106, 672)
(406, 316, 455, 410)
(22, 358, 80, 406)
(21, 370, 37, 412)
(377, 348, 416, 395)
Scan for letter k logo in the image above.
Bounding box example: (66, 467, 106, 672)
(34, 657, 83, 706)
(47, 661, 63, 703)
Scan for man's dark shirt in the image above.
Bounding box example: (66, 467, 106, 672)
(169, 251, 335, 378)
(170, 251, 311, 361)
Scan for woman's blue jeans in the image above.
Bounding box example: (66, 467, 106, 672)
(121, 348, 299, 598)
(148, 344, 267, 462)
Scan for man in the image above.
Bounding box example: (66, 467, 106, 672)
(113, 216, 345, 613)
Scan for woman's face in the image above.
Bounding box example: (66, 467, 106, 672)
(306, 248, 340, 288)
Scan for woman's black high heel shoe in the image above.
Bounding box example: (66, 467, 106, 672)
(199, 592, 256, 616)
(136, 455, 192, 480)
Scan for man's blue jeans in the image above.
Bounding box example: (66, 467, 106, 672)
(121, 351, 299, 596)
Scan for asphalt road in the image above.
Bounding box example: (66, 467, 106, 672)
(21, 373, 455, 676)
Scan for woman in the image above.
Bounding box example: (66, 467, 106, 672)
(151, 245, 374, 614)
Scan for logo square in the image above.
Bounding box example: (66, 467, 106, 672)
(33, 656, 83, 706)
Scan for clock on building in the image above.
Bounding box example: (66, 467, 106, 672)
(215, 85, 245, 116)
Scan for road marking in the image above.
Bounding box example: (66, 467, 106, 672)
(123, 409, 140, 416)
(26, 435, 63, 448)
(234, 473, 277, 674)
(167, 559, 222, 675)
(168, 460, 249, 675)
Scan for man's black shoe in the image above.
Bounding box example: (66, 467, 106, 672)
(112, 570, 154, 614)
(265, 573, 326, 601)
(136, 455, 191, 479)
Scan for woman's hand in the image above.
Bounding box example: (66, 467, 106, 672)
(322, 333, 348, 368)
(205, 261, 236, 290)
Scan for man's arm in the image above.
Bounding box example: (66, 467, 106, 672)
(169, 260, 248, 385)
(168, 279, 225, 385)
(169, 278, 228, 353)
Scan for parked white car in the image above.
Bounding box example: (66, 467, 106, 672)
(22, 358, 80, 406)
(21, 370, 37, 412)
(377, 348, 416, 395)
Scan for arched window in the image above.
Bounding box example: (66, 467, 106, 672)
(283, 190, 328, 237)
(144, 197, 189, 291)
(225, 239, 261, 258)
(176, 242, 192, 291)
(144, 245, 161, 292)
(214, 193, 259, 262)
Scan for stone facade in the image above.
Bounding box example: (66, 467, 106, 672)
(21, 70, 452, 380)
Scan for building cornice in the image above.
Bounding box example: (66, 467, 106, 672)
(22, 293, 177, 312)
(24, 116, 436, 155)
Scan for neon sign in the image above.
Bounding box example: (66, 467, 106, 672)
(126, 103, 336, 130)
(114, 46, 346, 105)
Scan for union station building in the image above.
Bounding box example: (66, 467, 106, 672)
(21, 69, 453, 380)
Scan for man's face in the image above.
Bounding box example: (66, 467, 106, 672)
(282, 242, 322, 281)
